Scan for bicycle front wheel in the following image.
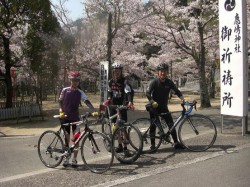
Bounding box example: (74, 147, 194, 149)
(132, 118, 162, 153)
(178, 114, 217, 152)
(38, 130, 64, 168)
(113, 124, 143, 164)
(81, 131, 114, 174)
(101, 118, 112, 152)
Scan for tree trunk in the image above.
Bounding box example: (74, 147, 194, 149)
(209, 64, 216, 98)
(107, 13, 112, 80)
(197, 22, 211, 108)
(2, 36, 13, 108)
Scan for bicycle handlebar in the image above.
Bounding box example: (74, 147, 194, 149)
(54, 111, 98, 127)
(181, 100, 197, 108)
(146, 100, 197, 116)
(107, 105, 133, 111)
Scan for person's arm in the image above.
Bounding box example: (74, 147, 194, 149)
(169, 80, 184, 101)
(84, 99, 95, 112)
(107, 80, 113, 100)
(146, 79, 155, 103)
(78, 89, 96, 112)
(124, 80, 134, 104)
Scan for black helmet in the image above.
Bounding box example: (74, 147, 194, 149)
(156, 63, 169, 70)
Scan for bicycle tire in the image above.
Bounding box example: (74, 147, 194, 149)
(38, 130, 64, 168)
(112, 124, 143, 164)
(131, 118, 162, 153)
(81, 131, 114, 173)
(101, 118, 112, 152)
(178, 114, 217, 152)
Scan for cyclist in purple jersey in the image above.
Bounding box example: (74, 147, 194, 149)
(146, 63, 185, 151)
(59, 71, 98, 167)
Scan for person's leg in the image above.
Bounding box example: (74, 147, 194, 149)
(110, 107, 123, 152)
(60, 119, 70, 147)
(120, 110, 128, 149)
(149, 111, 156, 147)
(163, 113, 185, 149)
(61, 119, 71, 166)
(162, 113, 178, 143)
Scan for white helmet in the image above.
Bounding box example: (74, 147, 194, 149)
(111, 62, 123, 69)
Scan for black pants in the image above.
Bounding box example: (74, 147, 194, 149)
(149, 107, 178, 145)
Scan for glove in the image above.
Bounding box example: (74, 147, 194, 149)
(59, 112, 65, 119)
(111, 123, 118, 134)
(103, 99, 110, 106)
(92, 112, 99, 117)
(151, 101, 158, 109)
(129, 104, 135, 111)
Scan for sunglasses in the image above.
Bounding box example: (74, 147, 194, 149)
(71, 79, 80, 82)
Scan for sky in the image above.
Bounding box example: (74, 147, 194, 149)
(51, 0, 84, 21)
(64, 0, 84, 20)
(51, 0, 149, 21)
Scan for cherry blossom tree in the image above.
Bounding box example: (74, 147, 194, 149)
(139, 0, 219, 108)
(83, 0, 147, 79)
(0, 0, 60, 107)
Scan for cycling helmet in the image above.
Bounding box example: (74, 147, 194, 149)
(68, 71, 80, 81)
(111, 62, 123, 69)
(156, 63, 169, 70)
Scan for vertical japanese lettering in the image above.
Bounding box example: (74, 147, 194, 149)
(221, 48, 232, 63)
(234, 13, 241, 53)
(222, 70, 233, 85)
(221, 26, 232, 41)
(222, 92, 234, 108)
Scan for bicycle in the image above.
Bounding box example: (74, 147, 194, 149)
(101, 105, 143, 164)
(131, 100, 217, 153)
(37, 112, 114, 174)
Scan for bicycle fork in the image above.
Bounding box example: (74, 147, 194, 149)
(88, 134, 100, 154)
(186, 117, 199, 135)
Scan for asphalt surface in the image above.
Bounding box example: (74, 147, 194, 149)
(0, 107, 250, 187)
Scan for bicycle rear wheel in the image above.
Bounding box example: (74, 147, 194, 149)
(178, 114, 217, 152)
(113, 124, 143, 164)
(38, 130, 64, 168)
(131, 118, 162, 153)
(81, 131, 114, 173)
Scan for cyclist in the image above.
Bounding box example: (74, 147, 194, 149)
(146, 62, 185, 151)
(59, 71, 98, 167)
(103, 62, 134, 157)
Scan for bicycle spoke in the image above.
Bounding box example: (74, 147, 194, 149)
(38, 131, 64, 168)
(132, 118, 162, 153)
(113, 125, 143, 164)
(81, 132, 114, 173)
(179, 114, 217, 152)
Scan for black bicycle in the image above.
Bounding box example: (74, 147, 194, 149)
(132, 100, 217, 153)
(37, 112, 114, 174)
(101, 105, 143, 164)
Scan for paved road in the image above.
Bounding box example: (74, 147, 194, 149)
(0, 108, 249, 186)
(112, 145, 250, 187)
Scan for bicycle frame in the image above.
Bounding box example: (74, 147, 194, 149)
(58, 112, 98, 153)
(106, 105, 126, 124)
(151, 101, 196, 137)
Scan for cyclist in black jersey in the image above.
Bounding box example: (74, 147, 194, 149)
(146, 63, 185, 150)
(104, 62, 134, 156)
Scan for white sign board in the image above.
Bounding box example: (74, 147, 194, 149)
(219, 0, 248, 117)
(100, 61, 109, 103)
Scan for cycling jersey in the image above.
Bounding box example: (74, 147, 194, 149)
(59, 87, 88, 121)
(146, 78, 182, 108)
(107, 78, 133, 105)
